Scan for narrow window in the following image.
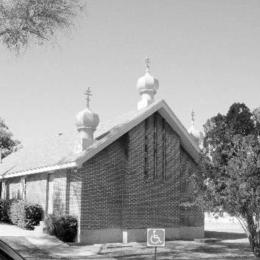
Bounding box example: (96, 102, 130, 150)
(162, 118, 166, 181)
(144, 119, 148, 180)
(153, 113, 157, 179)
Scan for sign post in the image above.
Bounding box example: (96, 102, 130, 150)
(147, 228, 165, 260)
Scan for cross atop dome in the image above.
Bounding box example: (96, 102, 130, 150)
(191, 110, 195, 125)
(84, 87, 92, 108)
(145, 57, 151, 73)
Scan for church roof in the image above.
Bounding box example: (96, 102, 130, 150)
(0, 99, 200, 179)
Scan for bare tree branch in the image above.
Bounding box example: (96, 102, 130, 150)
(0, 0, 84, 53)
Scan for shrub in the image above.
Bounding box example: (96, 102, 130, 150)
(44, 214, 57, 236)
(25, 203, 43, 228)
(9, 200, 43, 230)
(0, 199, 17, 223)
(44, 214, 78, 242)
(0, 199, 10, 222)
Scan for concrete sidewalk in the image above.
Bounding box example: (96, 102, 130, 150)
(0, 217, 255, 260)
(0, 236, 105, 259)
(0, 223, 102, 259)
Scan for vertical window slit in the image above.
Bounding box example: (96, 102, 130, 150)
(153, 113, 157, 179)
(162, 118, 166, 181)
(144, 119, 148, 180)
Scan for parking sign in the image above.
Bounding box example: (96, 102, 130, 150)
(147, 228, 165, 247)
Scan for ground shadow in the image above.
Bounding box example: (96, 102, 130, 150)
(205, 231, 247, 240)
(191, 245, 225, 254)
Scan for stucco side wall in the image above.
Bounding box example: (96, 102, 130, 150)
(8, 177, 23, 200)
(26, 173, 48, 210)
(3, 170, 70, 217)
(68, 169, 82, 242)
(68, 170, 82, 218)
(50, 170, 67, 215)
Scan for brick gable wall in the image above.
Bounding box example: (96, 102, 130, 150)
(123, 112, 181, 228)
(80, 139, 126, 230)
(180, 148, 204, 227)
(79, 112, 201, 233)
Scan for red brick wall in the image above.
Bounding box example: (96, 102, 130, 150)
(180, 148, 204, 227)
(80, 139, 126, 230)
(79, 112, 201, 232)
(123, 112, 181, 228)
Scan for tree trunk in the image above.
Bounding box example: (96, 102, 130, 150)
(246, 214, 260, 257)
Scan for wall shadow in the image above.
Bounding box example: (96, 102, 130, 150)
(205, 231, 246, 240)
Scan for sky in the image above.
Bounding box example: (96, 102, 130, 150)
(0, 0, 260, 145)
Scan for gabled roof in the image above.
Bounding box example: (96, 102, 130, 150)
(0, 99, 200, 179)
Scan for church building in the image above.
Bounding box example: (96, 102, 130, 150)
(0, 60, 204, 243)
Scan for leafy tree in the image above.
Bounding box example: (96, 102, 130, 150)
(253, 107, 260, 126)
(193, 103, 260, 257)
(0, 0, 84, 52)
(203, 103, 259, 164)
(0, 118, 20, 159)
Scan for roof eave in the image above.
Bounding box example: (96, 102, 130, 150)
(158, 100, 201, 162)
(0, 161, 77, 179)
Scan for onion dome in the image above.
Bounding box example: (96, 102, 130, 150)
(188, 110, 200, 145)
(136, 57, 159, 95)
(75, 107, 99, 130)
(136, 57, 159, 110)
(75, 88, 99, 150)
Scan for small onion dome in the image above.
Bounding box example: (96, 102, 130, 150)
(188, 125, 201, 146)
(136, 71, 159, 95)
(75, 107, 99, 130)
(188, 110, 200, 145)
(188, 125, 200, 140)
(136, 57, 159, 95)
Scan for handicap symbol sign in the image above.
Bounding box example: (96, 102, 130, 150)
(147, 228, 165, 247)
